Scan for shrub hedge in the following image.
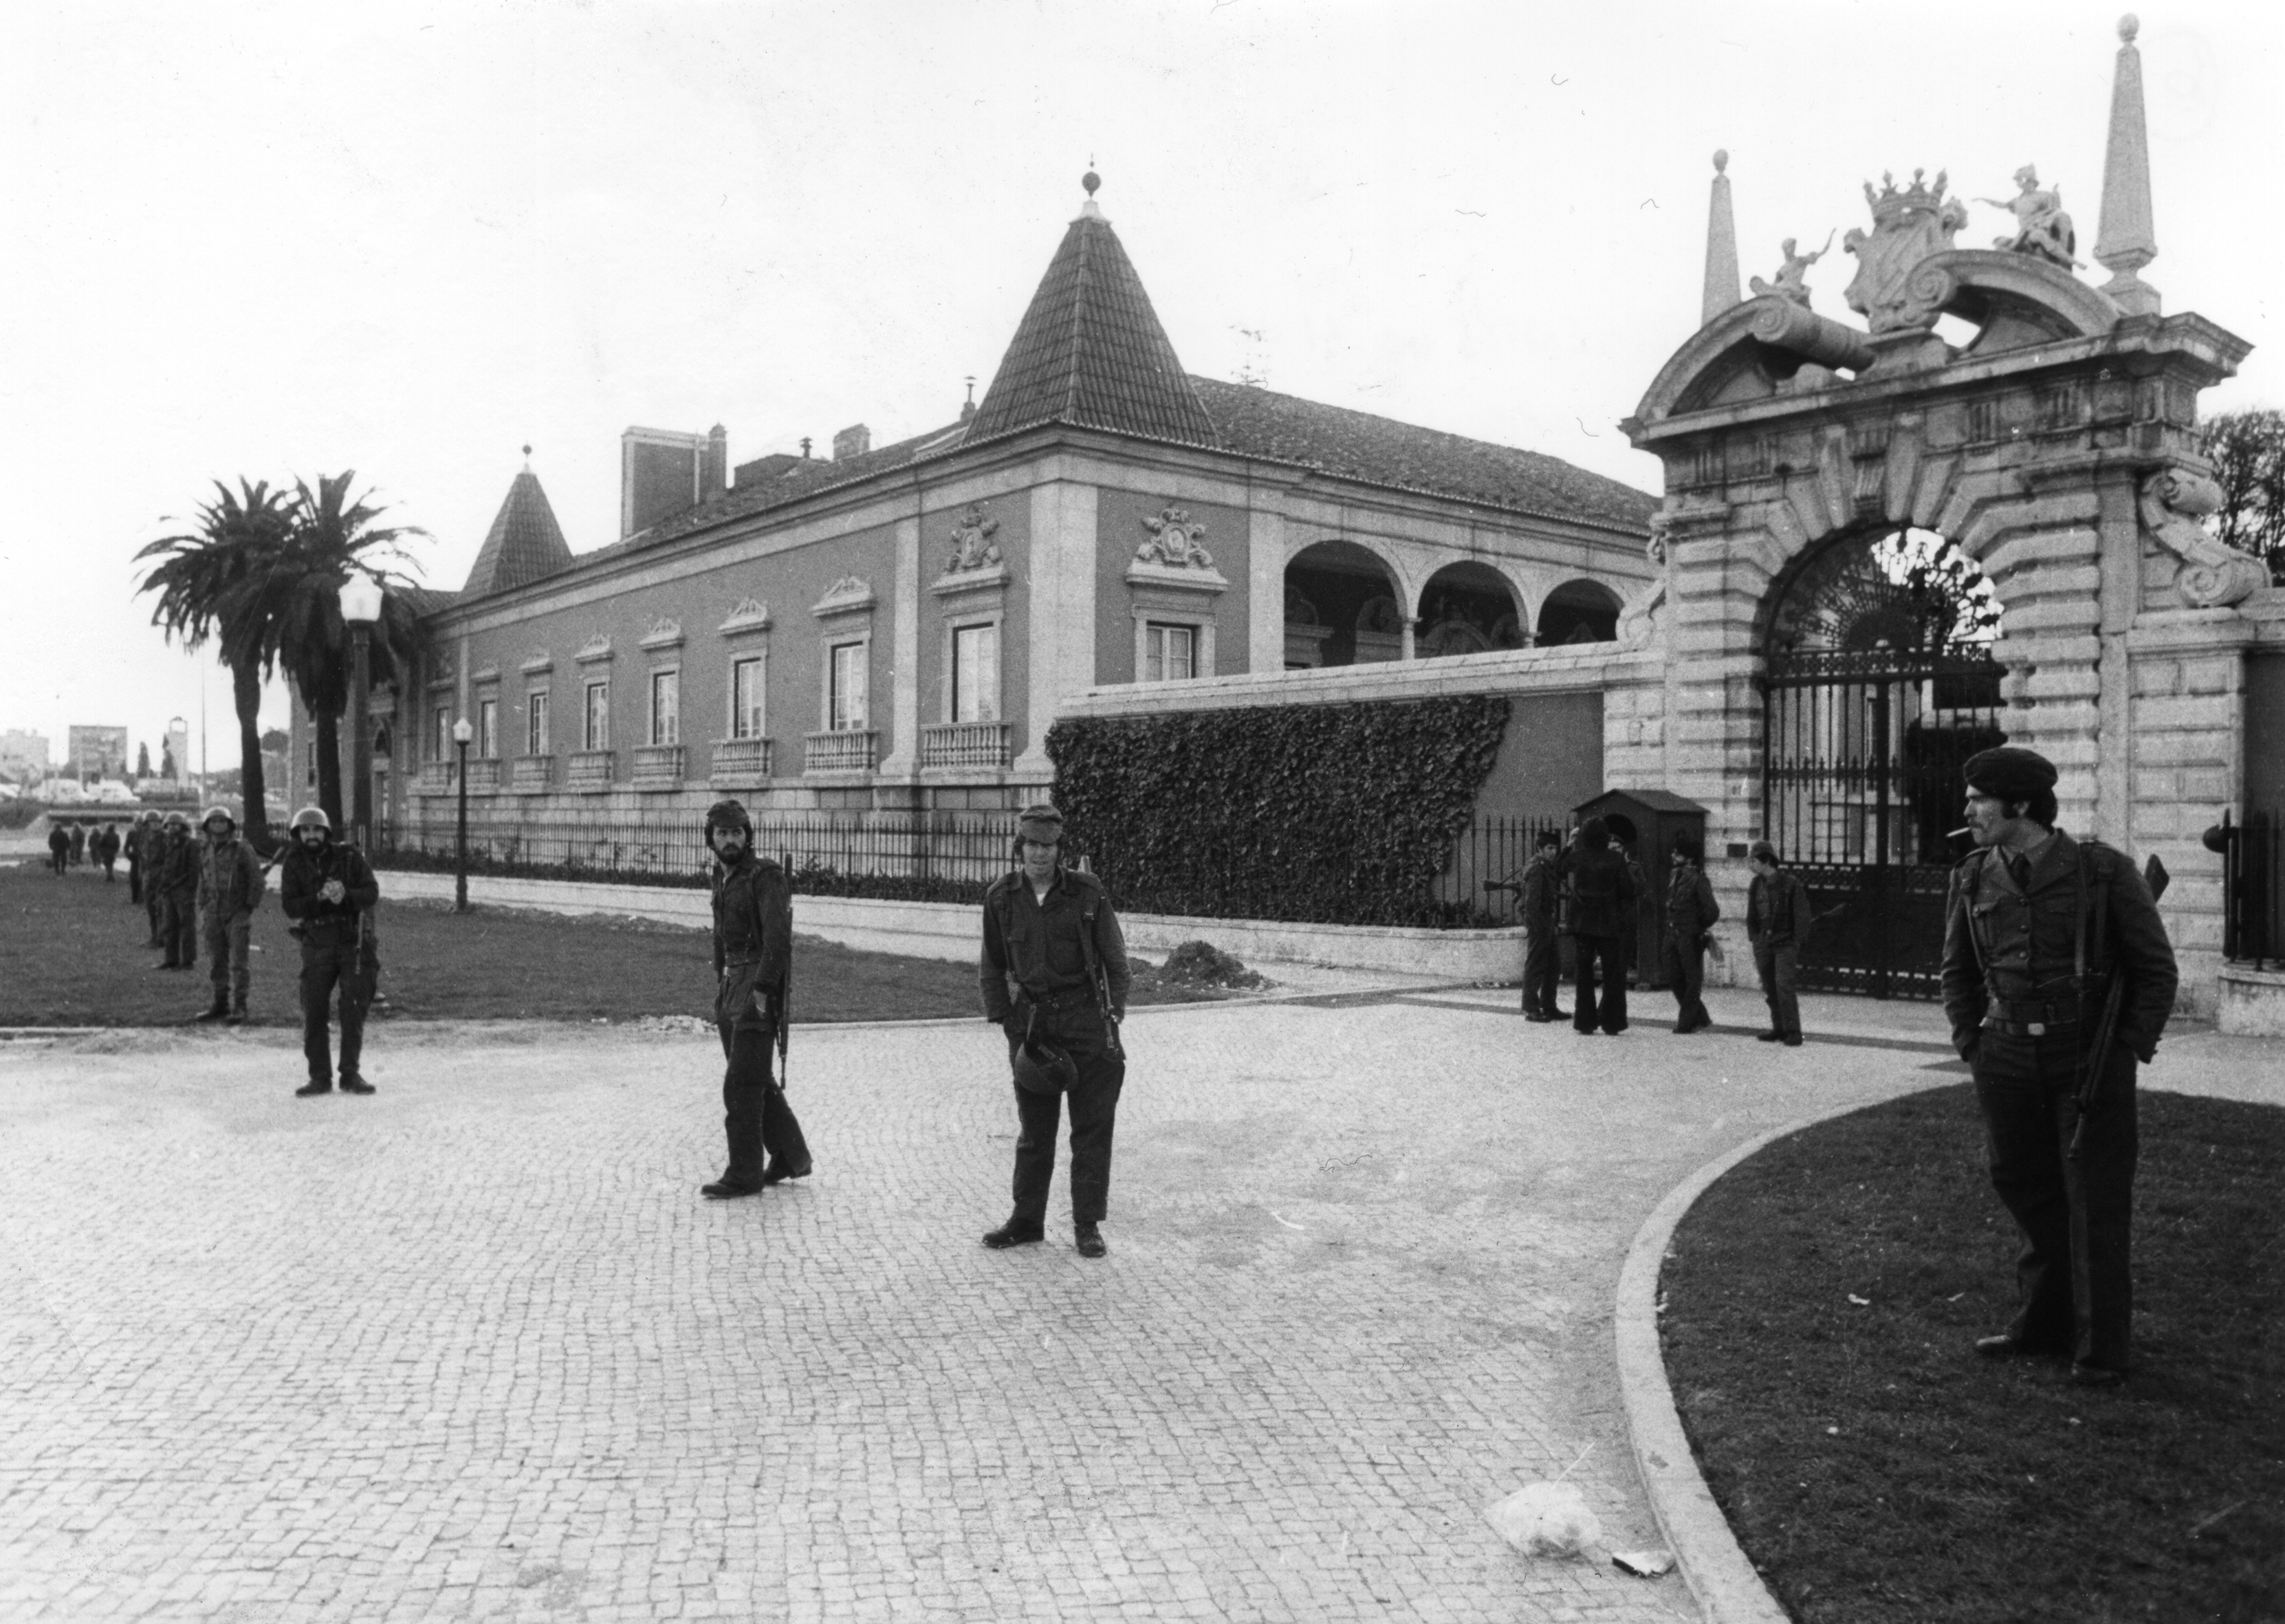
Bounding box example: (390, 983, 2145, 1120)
(1045, 695, 1510, 926)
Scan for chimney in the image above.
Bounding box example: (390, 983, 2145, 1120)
(831, 424, 872, 461)
(960, 376, 977, 422)
(705, 424, 729, 496)
(620, 426, 711, 538)
(800, 437, 813, 459)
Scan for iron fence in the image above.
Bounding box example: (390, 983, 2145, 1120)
(2217, 808, 2285, 968)
(1442, 815, 1573, 927)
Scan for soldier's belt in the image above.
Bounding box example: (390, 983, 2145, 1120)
(1019, 985, 1097, 1011)
(722, 953, 768, 967)
(1982, 996, 2082, 1038)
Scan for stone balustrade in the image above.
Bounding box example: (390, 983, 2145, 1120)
(803, 729, 877, 774)
(919, 721, 1010, 769)
(709, 737, 774, 787)
(565, 750, 615, 793)
(632, 744, 686, 789)
(511, 755, 554, 793)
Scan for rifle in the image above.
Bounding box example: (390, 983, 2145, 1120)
(2068, 853, 2169, 1161)
(776, 848, 791, 1088)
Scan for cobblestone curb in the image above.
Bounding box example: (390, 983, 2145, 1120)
(1614, 1117, 1828, 1624)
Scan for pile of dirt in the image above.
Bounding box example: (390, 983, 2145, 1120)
(1155, 941, 1266, 990)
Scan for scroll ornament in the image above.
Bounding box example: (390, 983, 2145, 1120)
(2141, 470, 2266, 608)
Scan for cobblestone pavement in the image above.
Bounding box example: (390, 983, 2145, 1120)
(6, 984, 2257, 1623)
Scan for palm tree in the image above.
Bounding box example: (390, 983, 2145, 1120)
(263, 472, 428, 826)
(135, 480, 295, 851)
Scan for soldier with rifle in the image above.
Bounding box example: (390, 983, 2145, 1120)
(278, 806, 381, 1096)
(977, 803, 1131, 1259)
(700, 799, 811, 1200)
(1940, 747, 2177, 1386)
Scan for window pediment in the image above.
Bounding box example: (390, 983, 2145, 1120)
(812, 575, 877, 618)
(719, 597, 773, 635)
(576, 633, 614, 664)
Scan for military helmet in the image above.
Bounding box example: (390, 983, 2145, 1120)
(289, 805, 331, 833)
(163, 811, 190, 829)
(1011, 1033, 1078, 1097)
(201, 804, 235, 831)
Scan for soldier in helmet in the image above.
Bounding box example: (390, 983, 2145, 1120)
(135, 811, 166, 943)
(978, 803, 1130, 1260)
(193, 806, 266, 1024)
(1940, 746, 2178, 1386)
(279, 806, 380, 1096)
(700, 799, 811, 1198)
(154, 812, 202, 971)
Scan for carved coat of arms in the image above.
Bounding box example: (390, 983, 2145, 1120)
(1843, 170, 1969, 333)
(1137, 505, 1213, 569)
(944, 504, 1001, 573)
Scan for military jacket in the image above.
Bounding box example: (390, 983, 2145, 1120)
(710, 852, 791, 1028)
(1747, 868, 1813, 946)
(1566, 846, 1637, 939)
(157, 832, 204, 899)
(1515, 853, 1561, 929)
(280, 840, 378, 940)
(1939, 829, 2178, 1062)
(197, 837, 267, 918)
(979, 867, 1131, 1024)
(1666, 860, 1720, 939)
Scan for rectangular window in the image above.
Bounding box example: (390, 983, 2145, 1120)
(433, 706, 452, 763)
(477, 697, 498, 759)
(952, 624, 1000, 723)
(649, 670, 679, 746)
(731, 657, 765, 740)
(1145, 622, 1196, 683)
(527, 691, 549, 756)
(829, 641, 868, 732)
(584, 682, 609, 751)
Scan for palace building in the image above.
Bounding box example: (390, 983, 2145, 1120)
(304, 173, 1657, 846)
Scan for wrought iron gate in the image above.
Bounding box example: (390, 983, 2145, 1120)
(1762, 529, 2005, 998)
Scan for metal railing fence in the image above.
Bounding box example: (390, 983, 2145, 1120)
(2218, 808, 2285, 968)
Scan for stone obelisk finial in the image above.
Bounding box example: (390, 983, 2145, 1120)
(2094, 14, 2160, 316)
(1703, 150, 1742, 326)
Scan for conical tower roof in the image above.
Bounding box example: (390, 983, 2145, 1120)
(462, 455, 573, 596)
(965, 181, 1215, 446)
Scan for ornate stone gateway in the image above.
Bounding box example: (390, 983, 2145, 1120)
(1762, 527, 2004, 996)
(1609, 20, 2266, 1013)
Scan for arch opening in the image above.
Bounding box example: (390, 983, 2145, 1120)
(1536, 578, 1623, 646)
(1284, 539, 1406, 668)
(1417, 562, 1526, 658)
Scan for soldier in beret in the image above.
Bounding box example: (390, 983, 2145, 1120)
(978, 803, 1131, 1259)
(1940, 745, 2176, 1385)
(701, 799, 811, 1199)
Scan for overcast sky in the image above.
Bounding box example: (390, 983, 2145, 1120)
(3, 0, 2279, 771)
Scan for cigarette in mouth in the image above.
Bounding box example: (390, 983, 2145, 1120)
(1946, 826, 1974, 839)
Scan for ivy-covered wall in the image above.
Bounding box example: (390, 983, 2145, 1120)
(1046, 694, 1511, 925)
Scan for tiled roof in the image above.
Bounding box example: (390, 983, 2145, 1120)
(461, 468, 574, 595)
(963, 211, 1216, 447)
(400, 586, 460, 617)
(1188, 378, 1657, 533)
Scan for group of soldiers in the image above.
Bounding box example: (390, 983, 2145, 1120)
(44, 818, 123, 876)
(75, 804, 380, 1090)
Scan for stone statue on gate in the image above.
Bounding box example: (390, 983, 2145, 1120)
(1977, 166, 2079, 270)
(1749, 232, 1832, 308)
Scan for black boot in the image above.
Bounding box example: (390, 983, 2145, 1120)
(193, 996, 228, 1022)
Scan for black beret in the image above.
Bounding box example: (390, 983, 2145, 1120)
(1963, 747, 2057, 802)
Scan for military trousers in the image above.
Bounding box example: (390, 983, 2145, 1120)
(1572, 933, 1628, 1033)
(1971, 1027, 2139, 1370)
(714, 1016, 808, 1188)
(1752, 941, 1801, 1039)
(1520, 924, 1562, 1018)
(204, 912, 252, 1009)
(300, 935, 372, 1084)
(161, 894, 199, 968)
(1008, 1001, 1125, 1227)
(128, 859, 142, 903)
(1663, 933, 1710, 1031)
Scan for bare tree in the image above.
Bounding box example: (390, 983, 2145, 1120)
(2198, 407, 2285, 580)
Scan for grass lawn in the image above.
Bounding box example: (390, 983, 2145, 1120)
(1661, 1083, 2284, 1624)
(0, 860, 1232, 1027)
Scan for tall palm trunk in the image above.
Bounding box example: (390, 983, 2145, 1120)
(232, 658, 270, 852)
(314, 706, 345, 831)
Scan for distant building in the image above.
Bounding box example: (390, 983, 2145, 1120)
(0, 729, 48, 779)
(68, 725, 129, 781)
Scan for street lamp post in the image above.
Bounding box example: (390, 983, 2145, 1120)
(338, 574, 384, 857)
(452, 716, 473, 914)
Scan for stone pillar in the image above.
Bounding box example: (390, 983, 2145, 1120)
(877, 512, 923, 780)
(1014, 480, 1097, 780)
(1248, 507, 1285, 674)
